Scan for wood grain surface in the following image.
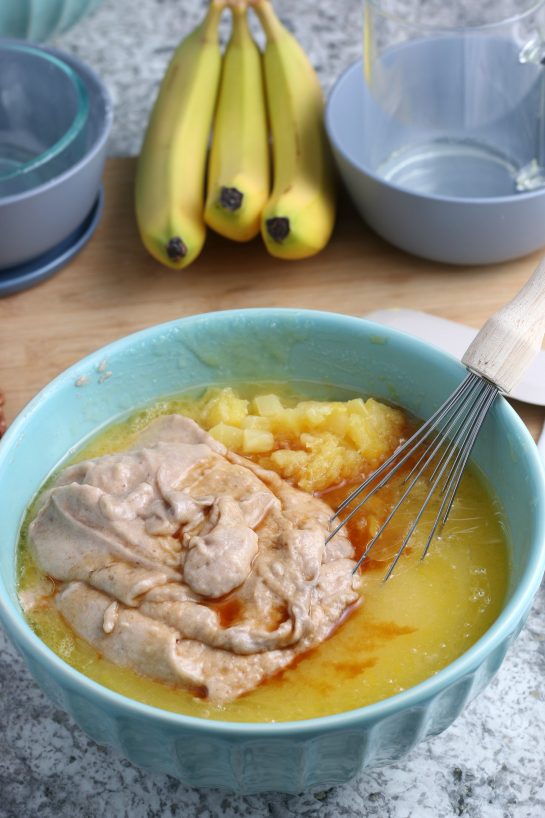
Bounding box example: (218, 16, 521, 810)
(1, 157, 544, 439)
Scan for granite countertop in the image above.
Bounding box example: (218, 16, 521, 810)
(51, 0, 363, 157)
(2, 1, 545, 816)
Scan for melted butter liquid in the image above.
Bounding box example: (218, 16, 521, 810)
(18, 386, 509, 723)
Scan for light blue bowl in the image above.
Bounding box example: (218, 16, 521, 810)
(0, 0, 104, 41)
(0, 309, 544, 793)
(0, 40, 113, 269)
(325, 61, 545, 265)
(0, 42, 89, 196)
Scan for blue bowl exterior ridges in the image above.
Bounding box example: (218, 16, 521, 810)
(7, 626, 521, 792)
(0, 0, 104, 41)
(0, 309, 544, 792)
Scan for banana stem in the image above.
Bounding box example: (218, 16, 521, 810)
(249, 0, 283, 41)
(231, 1, 250, 46)
(202, 0, 227, 41)
(223, 0, 248, 9)
(232, 2, 248, 24)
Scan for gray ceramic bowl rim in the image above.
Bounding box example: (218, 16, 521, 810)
(0, 41, 89, 183)
(325, 59, 545, 206)
(0, 38, 113, 206)
(1, 308, 544, 737)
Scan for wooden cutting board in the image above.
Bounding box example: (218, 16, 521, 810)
(1, 157, 544, 438)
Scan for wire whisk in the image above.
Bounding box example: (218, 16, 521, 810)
(329, 256, 545, 580)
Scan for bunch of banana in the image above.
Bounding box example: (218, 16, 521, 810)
(135, 0, 336, 268)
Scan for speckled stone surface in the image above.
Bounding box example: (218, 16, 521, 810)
(51, 0, 364, 156)
(2, 1, 545, 816)
(2, 587, 545, 817)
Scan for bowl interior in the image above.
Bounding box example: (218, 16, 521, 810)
(0, 42, 89, 195)
(0, 310, 543, 726)
(0, 40, 112, 270)
(325, 60, 545, 264)
(56, 46, 112, 162)
(326, 62, 373, 177)
(330, 36, 545, 200)
(326, 60, 545, 203)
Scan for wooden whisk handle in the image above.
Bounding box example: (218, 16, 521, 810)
(462, 256, 545, 393)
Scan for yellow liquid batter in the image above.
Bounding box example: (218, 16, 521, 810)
(17, 386, 509, 723)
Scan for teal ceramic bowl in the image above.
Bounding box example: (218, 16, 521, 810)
(0, 0, 104, 41)
(0, 309, 544, 793)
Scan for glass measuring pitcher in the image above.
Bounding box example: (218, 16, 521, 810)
(362, 0, 545, 197)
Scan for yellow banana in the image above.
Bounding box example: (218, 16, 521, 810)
(135, 1, 224, 269)
(204, 2, 269, 242)
(252, 0, 336, 260)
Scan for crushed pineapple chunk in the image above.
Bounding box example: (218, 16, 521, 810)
(203, 388, 248, 427)
(347, 398, 368, 416)
(295, 401, 334, 427)
(253, 394, 284, 416)
(325, 406, 349, 437)
(242, 415, 271, 431)
(270, 449, 308, 475)
(242, 429, 275, 454)
(196, 387, 405, 492)
(346, 413, 370, 451)
(208, 423, 244, 450)
(268, 407, 301, 438)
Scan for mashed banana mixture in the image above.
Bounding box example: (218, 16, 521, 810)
(27, 413, 360, 701)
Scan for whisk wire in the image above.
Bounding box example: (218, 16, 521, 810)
(414, 380, 495, 557)
(331, 372, 500, 579)
(440, 384, 498, 522)
(352, 457, 431, 574)
(440, 383, 496, 502)
(333, 256, 545, 578)
(420, 383, 498, 562)
(329, 375, 478, 547)
(351, 374, 489, 577)
(404, 374, 486, 487)
(427, 376, 489, 484)
(331, 374, 477, 521)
